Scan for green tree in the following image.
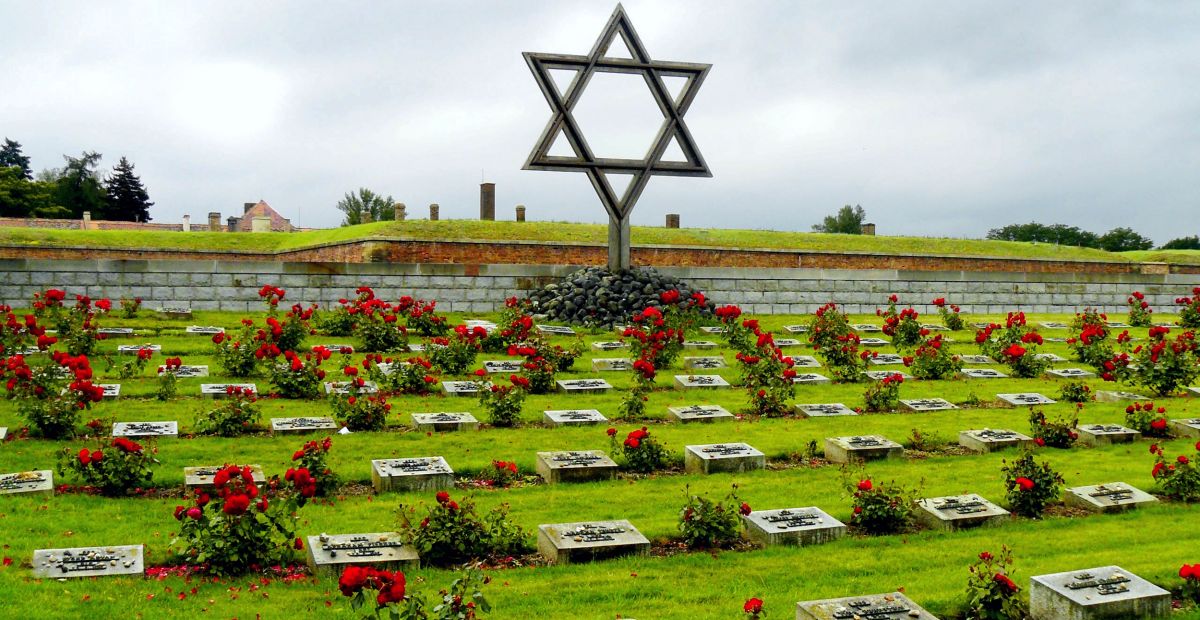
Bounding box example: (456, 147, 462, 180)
(1098, 227, 1154, 252)
(986, 222, 1101, 248)
(336, 188, 395, 226)
(0, 138, 32, 180)
(102, 156, 153, 222)
(0, 167, 63, 217)
(812, 204, 866, 234)
(49, 151, 107, 218)
(1161, 235, 1200, 250)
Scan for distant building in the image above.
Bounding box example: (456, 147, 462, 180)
(226, 200, 295, 232)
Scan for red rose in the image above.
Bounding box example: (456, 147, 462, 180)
(739, 502, 752, 516)
(1034, 438, 1045, 447)
(743, 597, 764, 614)
(90, 449, 103, 463)
(857, 479, 873, 492)
(993, 572, 1018, 594)
(1015, 477, 1034, 491)
(436, 491, 450, 504)
(187, 507, 202, 520)
(293, 537, 304, 550)
(606, 427, 617, 437)
(338, 566, 370, 597)
(222, 494, 250, 515)
(78, 448, 91, 466)
(1179, 455, 1190, 465)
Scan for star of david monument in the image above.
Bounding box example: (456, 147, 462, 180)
(523, 3, 711, 271)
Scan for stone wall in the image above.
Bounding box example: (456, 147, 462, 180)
(0, 258, 1196, 316)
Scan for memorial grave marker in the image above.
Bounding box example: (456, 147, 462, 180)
(536, 325, 577, 336)
(741, 507, 846, 547)
(442, 380, 490, 396)
(557, 378, 613, 394)
(535, 450, 618, 483)
(411, 412, 479, 432)
(200, 383, 257, 398)
(185, 325, 224, 335)
(324, 381, 378, 395)
(271, 417, 338, 434)
(1094, 390, 1149, 403)
(864, 370, 912, 381)
(112, 421, 178, 439)
(667, 404, 734, 423)
(543, 409, 608, 426)
(1030, 566, 1169, 620)
(32, 545, 144, 578)
(591, 358, 631, 372)
(682, 356, 726, 370)
(915, 494, 1009, 530)
(1077, 424, 1140, 446)
(483, 360, 524, 373)
(371, 457, 454, 493)
(682, 340, 718, 350)
(305, 533, 418, 574)
(673, 374, 730, 390)
(536, 520, 650, 565)
(962, 368, 1008, 379)
(792, 372, 831, 385)
(901, 398, 958, 412)
(1169, 417, 1200, 438)
(996, 393, 1056, 407)
(0, 470, 54, 496)
(683, 443, 765, 474)
(796, 593, 938, 620)
(958, 429, 1033, 453)
(1047, 368, 1096, 379)
(1064, 482, 1158, 513)
(184, 465, 265, 492)
(795, 403, 857, 418)
(824, 436, 903, 463)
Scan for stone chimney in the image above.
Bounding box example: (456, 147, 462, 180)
(208, 212, 221, 232)
(861, 222, 876, 236)
(515, 205, 526, 222)
(182, 215, 191, 232)
(394, 203, 406, 221)
(429, 203, 440, 221)
(81, 211, 92, 230)
(243, 202, 256, 214)
(227, 216, 241, 232)
(665, 213, 680, 228)
(479, 183, 495, 221)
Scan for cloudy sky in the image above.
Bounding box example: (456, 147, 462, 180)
(3, 1, 1198, 241)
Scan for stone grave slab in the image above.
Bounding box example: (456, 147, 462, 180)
(32, 545, 144, 578)
(667, 404, 734, 423)
(915, 494, 1009, 530)
(314, 344, 354, 354)
(306, 532, 418, 574)
(271, 417, 338, 434)
(1094, 390, 1148, 402)
(482, 360, 523, 373)
(673, 374, 731, 390)
(792, 372, 831, 385)
(159, 364, 208, 378)
(112, 421, 178, 439)
(591, 358, 631, 372)
(375, 361, 408, 375)
(1169, 417, 1200, 438)
(1044, 337, 1068, 343)
(537, 520, 650, 564)
(371, 457, 454, 493)
(774, 338, 803, 348)
(0, 470, 54, 496)
(442, 380, 489, 396)
(962, 368, 1008, 379)
(536, 324, 576, 336)
(98, 327, 134, 337)
(557, 378, 612, 394)
(0, 427, 6, 441)
(698, 326, 726, 334)
(970, 322, 995, 329)
(535, 450, 618, 483)
(783, 324, 809, 334)
(1030, 566, 1169, 620)
(184, 465, 265, 492)
(920, 323, 949, 331)
(824, 436, 903, 463)
(958, 429, 1034, 453)
(543, 409, 608, 426)
(1047, 368, 1096, 379)
(200, 383, 257, 398)
(684, 443, 765, 474)
(1187, 386, 1200, 397)
(406, 344, 426, 352)
(1064, 482, 1158, 513)
(997, 393, 1056, 407)
(741, 507, 846, 547)
(795, 403, 857, 418)
(902, 398, 958, 412)
(1039, 321, 1069, 329)
(411, 412, 479, 432)
(1077, 424, 1140, 446)
(868, 354, 905, 365)
(796, 592, 937, 620)
(185, 325, 224, 335)
(682, 340, 719, 350)
(1105, 321, 1131, 328)
(791, 355, 821, 368)
(157, 306, 192, 319)
(864, 370, 912, 381)
(591, 341, 627, 351)
(324, 381, 379, 395)
(859, 337, 889, 347)
(961, 354, 996, 364)
(116, 340, 162, 354)
(851, 324, 882, 332)
(463, 320, 497, 333)
(98, 384, 120, 399)
(1035, 353, 1067, 363)
(683, 356, 727, 370)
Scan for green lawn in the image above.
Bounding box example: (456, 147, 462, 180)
(2, 310, 1199, 619)
(0, 220, 1147, 262)
(1123, 249, 1200, 266)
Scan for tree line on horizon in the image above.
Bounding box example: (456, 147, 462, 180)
(0, 138, 153, 222)
(813, 204, 1198, 251)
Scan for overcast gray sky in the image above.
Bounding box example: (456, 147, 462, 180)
(3, 1, 1198, 242)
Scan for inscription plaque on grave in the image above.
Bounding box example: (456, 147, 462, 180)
(305, 532, 418, 574)
(442, 380, 490, 396)
(824, 436, 903, 464)
(117, 344, 161, 356)
(901, 398, 958, 412)
(667, 404, 734, 423)
(792, 372, 831, 385)
(271, 417, 338, 434)
(795, 403, 857, 418)
(314, 344, 354, 354)
(774, 338, 802, 348)
(32, 545, 144, 578)
(1094, 390, 1149, 403)
(741, 506, 846, 547)
(1077, 424, 1140, 446)
(960, 354, 997, 364)
(591, 358, 631, 372)
(684, 443, 765, 474)
(859, 337, 889, 347)
(98, 327, 134, 337)
(1030, 566, 1169, 620)
(673, 374, 731, 389)
(996, 393, 1056, 407)
(185, 325, 224, 335)
(158, 306, 192, 319)
(682, 340, 718, 350)
(958, 429, 1033, 453)
(698, 326, 726, 334)
(1034, 353, 1067, 363)
(112, 421, 178, 439)
(200, 383, 257, 398)
(557, 378, 613, 394)
(961, 368, 1008, 379)
(1064, 482, 1158, 513)
(1169, 417, 1200, 438)
(796, 592, 938, 620)
(683, 356, 726, 370)
(483, 360, 523, 373)
(184, 465, 265, 492)
(536, 324, 577, 336)
(863, 370, 912, 381)
(590, 341, 627, 351)
(535, 450, 618, 483)
(411, 412, 479, 433)
(790, 355, 821, 368)
(159, 364, 208, 378)
(371, 457, 454, 493)
(915, 494, 1009, 530)
(1047, 368, 1096, 379)
(868, 354, 905, 365)
(537, 520, 650, 564)
(851, 324, 882, 332)
(543, 409, 608, 426)
(98, 384, 120, 399)
(783, 324, 809, 334)
(0, 469, 54, 496)
(324, 381, 378, 395)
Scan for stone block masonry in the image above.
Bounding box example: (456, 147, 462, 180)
(0, 258, 1196, 315)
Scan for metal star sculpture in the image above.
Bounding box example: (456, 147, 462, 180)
(523, 3, 711, 270)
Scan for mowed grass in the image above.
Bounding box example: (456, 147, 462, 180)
(2, 310, 1200, 619)
(0, 220, 1142, 262)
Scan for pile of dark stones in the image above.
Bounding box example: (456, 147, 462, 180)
(527, 266, 715, 327)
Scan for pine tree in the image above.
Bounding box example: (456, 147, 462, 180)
(50, 151, 107, 218)
(0, 138, 32, 180)
(103, 156, 153, 222)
